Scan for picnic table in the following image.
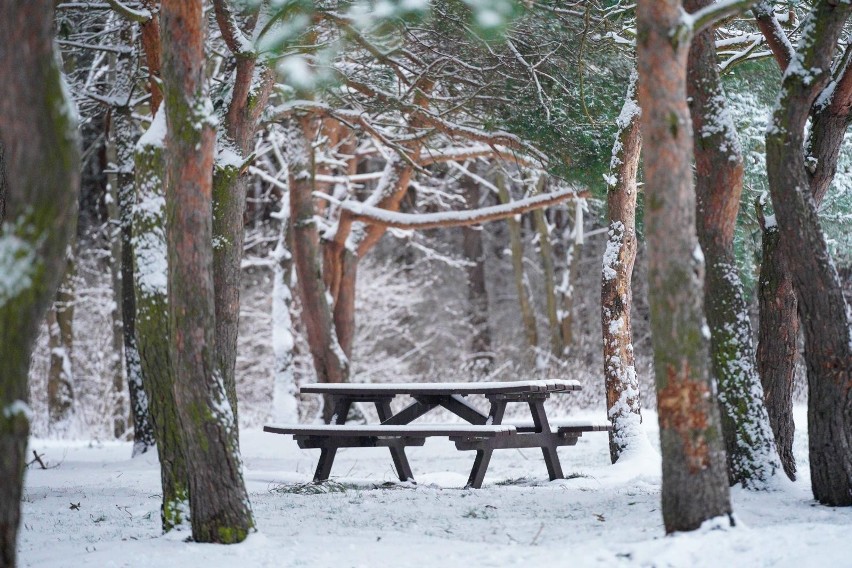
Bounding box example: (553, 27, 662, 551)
(264, 379, 610, 488)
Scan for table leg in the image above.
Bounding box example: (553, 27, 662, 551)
(528, 398, 564, 480)
(376, 400, 415, 482)
(313, 398, 351, 482)
(465, 399, 506, 489)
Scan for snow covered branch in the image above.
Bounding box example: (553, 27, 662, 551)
(325, 187, 588, 231)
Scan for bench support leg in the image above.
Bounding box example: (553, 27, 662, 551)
(528, 399, 564, 480)
(376, 400, 415, 482)
(465, 400, 506, 488)
(313, 398, 352, 481)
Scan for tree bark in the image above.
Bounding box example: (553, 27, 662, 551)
(755, 203, 798, 480)
(461, 174, 493, 373)
(764, 1, 852, 506)
(686, 0, 780, 488)
(288, 118, 350, 422)
(0, 1, 81, 563)
(211, 5, 274, 424)
(108, 22, 156, 453)
(161, 0, 255, 542)
(602, 71, 644, 463)
(636, 0, 732, 533)
(557, 200, 583, 351)
(133, 110, 190, 532)
(47, 256, 76, 436)
(532, 178, 564, 358)
(496, 173, 538, 351)
(271, 198, 298, 423)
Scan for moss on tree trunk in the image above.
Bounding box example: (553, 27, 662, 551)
(0, 1, 81, 563)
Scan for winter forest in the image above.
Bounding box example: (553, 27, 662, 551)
(1, 0, 851, 566)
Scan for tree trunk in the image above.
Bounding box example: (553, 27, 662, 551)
(496, 173, 538, 351)
(462, 174, 493, 373)
(47, 256, 76, 436)
(755, 205, 798, 480)
(133, 110, 190, 532)
(686, 0, 780, 488)
(271, 198, 298, 423)
(636, 0, 732, 533)
(161, 0, 255, 542)
(106, 160, 128, 439)
(211, 37, 273, 424)
(0, 143, 5, 222)
(0, 1, 81, 563)
(532, 177, 564, 358)
(602, 71, 644, 463)
(558, 200, 584, 351)
(108, 23, 156, 453)
(288, 119, 349, 421)
(764, 1, 852, 506)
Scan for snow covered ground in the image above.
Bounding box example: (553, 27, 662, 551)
(18, 405, 851, 567)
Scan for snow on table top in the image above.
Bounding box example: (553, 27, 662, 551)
(299, 379, 582, 395)
(263, 424, 518, 436)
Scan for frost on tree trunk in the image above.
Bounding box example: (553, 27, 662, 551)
(133, 109, 189, 532)
(271, 196, 298, 423)
(161, 0, 254, 542)
(557, 199, 584, 352)
(496, 173, 538, 352)
(0, 0, 81, 563)
(602, 70, 646, 463)
(686, 0, 779, 489)
(287, 119, 349, 422)
(461, 173, 493, 374)
(48, 255, 76, 436)
(636, 0, 732, 533)
(764, 2, 852, 506)
(108, 19, 156, 453)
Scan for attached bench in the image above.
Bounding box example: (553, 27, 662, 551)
(265, 380, 610, 488)
(263, 424, 518, 482)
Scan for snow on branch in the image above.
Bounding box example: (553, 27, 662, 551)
(105, 0, 151, 23)
(683, 0, 760, 36)
(325, 186, 589, 231)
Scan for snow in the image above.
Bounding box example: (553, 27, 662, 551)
(0, 223, 39, 307)
(17, 406, 851, 567)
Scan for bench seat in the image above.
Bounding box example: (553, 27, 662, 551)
(264, 424, 517, 437)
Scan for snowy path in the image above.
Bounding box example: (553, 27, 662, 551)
(18, 407, 851, 567)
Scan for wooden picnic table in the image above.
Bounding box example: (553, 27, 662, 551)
(264, 379, 609, 488)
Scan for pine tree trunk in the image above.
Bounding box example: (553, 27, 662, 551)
(532, 178, 564, 358)
(557, 200, 583, 351)
(133, 111, 190, 531)
(496, 173, 538, 351)
(602, 71, 644, 463)
(764, 1, 852, 506)
(755, 210, 797, 480)
(211, 11, 273, 423)
(48, 258, 76, 436)
(686, 0, 780, 488)
(462, 176, 493, 373)
(272, 200, 298, 423)
(636, 0, 732, 533)
(0, 1, 81, 563)
(161, 0, 255, 541)
(288, 119, 349, 421)
(106, 164, 128, 439)
(108, 24, 156, 453)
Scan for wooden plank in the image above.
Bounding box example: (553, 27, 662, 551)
(299, 379, 582, 396)
(263, 424, 518, 437)
(557, 424, 612, 433)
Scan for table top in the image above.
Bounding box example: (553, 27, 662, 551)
(299, 379, 582, 396)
